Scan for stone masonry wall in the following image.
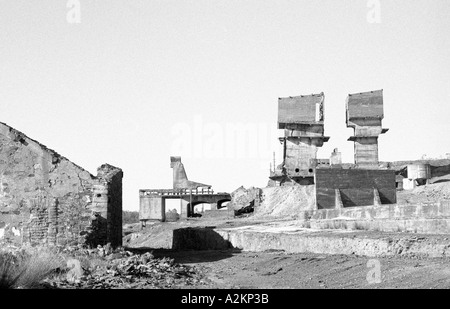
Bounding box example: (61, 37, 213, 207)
(95, 164, 123, 248)
(0, 122, 122, 248)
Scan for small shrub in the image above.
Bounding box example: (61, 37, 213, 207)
(0, 248, 64, 289)
(16, 248, 64, 288)
(122, 211, 140, 224)
(0, 251, 23, 289)
(165, 209, 180, 222)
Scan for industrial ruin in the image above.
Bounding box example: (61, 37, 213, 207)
(2, 87, 449, 253)
(219, 89, 450, 236)
(346, 90, 389, 167)
(0, 122, 123, 248)
(139, 157, 231, 223)
(269, 90, 396, 209)
(133, 88, 450, 239)
(269, 92, 329, 185)
(2, 89, 450, 289)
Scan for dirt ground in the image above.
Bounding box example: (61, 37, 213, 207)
(124, 212, 450, 289)
(147, 249, 450, 289)
(123, 178, 450, 289)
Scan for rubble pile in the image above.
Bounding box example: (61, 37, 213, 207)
(229, 186, 261, 216)
(253, 185, 316, 219)
(413, 182, 450, 201)
(397, 180, 450, 204)
(45, 250, 208, 289)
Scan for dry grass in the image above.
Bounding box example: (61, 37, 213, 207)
(0, 251, 23, 289)
(0, 248, 64, 289)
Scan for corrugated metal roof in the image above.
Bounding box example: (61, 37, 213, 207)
(346, 90, 384, 119)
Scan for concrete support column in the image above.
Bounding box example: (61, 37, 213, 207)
(373, 189, 382, 206)
(335, 189, 344, 209)
(180, 199, 189, 219)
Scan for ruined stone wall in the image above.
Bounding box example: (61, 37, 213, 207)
(0, 122, 122, 248)
(97, 164, 123, 248)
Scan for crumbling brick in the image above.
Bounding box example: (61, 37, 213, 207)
(0, 122, 123, 248)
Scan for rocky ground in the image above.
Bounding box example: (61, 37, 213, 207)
(397, 174, 450, 204)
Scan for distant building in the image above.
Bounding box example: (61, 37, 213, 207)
(139, 157, 230, 222)
(330, 148, 342, 166)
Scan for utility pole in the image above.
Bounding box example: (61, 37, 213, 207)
(189, 190, 192, 218)
(273, 152, 276, 173)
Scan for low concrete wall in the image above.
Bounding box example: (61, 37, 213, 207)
(308, 201, 450, 220)
(172, 224, 450, 258)
(301, 201, 450, 234)
(172, 227, 232, 250)
(308, 218, 450, 234)
(216, 229, 392, 257)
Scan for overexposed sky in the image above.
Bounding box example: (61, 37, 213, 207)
(1, 0, 450, 210)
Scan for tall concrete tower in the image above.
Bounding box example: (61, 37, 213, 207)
(270, 92, 329, 185)
(346, 90, 389, 168)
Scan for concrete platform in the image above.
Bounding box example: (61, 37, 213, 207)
(172, 221, 450, 258)
(303, 201, 450, 234)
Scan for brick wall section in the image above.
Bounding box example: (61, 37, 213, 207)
(315, 169, 396, 209)
(97, 164, 123, 248)
(0, 122, 122, 248)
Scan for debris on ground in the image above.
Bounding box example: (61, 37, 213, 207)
(234, 201, 255, 216)
(253, 185, 316, 218)
(43, 250, 208, 289)
(229, 186, 261, 215)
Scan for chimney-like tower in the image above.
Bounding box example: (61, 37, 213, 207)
(346, 90, 388, 168)
(270, 92, 329, 185)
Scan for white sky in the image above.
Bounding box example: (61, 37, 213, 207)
(1, 0, 450, 211)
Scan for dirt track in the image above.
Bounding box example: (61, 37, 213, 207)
(151, 249, 450, 289)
